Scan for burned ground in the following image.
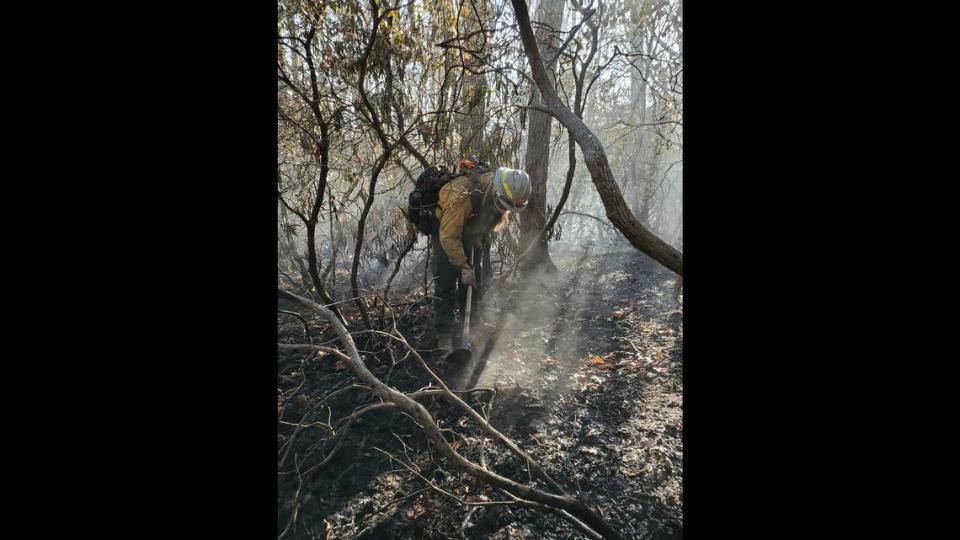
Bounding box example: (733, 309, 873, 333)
(278, 247, 682, 539)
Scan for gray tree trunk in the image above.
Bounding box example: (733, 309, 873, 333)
(519, 0, 564, 271)
(457, 0, 491, 158)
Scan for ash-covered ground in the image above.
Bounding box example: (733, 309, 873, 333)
(278, 246, 682, 539)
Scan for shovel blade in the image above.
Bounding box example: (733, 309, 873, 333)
(446, 347, 472, 363)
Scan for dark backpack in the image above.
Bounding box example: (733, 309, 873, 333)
(407, 164, 491, 236)
(406, 164, 479, 235)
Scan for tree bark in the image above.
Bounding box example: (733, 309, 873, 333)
(457, 0, 491, 157)
(629, 55, 648, 217)
(519, 0, 564, 272)
(304, 120, 339, 309)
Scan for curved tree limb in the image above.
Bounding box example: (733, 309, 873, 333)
(509, 0, 683, 275)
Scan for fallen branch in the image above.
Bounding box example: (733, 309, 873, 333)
(277, 288, 626, 540)
(278, 310, 313, 344)
(372, 447, 516, 508)
(301, 402, 398, 477)
(500, 489, 604, 540)
(278, 384, 371, 470)
(368, 328, 567, 496)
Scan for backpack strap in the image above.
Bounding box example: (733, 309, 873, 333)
(467, 170, 486, 220)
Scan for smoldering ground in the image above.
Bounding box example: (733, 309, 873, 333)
(282, 245, 684, 539)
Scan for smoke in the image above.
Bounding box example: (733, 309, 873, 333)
(446, 245, 600, 393)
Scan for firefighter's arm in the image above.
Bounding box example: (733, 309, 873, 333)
(437, 186, 472, 268)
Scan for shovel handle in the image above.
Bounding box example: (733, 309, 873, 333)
(461, 249, 475, 342)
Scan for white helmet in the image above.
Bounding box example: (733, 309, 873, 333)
(492, 167, 532, 213)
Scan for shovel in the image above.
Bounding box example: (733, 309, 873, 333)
(447, 249, 477, 364)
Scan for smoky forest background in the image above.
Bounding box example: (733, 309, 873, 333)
(277, 0, 683, 538)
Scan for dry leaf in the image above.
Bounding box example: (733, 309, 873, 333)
(409, 496, 440, 520)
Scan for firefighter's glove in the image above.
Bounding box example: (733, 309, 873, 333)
(461, 266, 476, 286)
